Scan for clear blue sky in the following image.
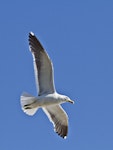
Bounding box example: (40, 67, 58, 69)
(0, 0, 113, 149)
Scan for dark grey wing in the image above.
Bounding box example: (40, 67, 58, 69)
(29, 32, 55, 96)
(43, 105, 68, 138)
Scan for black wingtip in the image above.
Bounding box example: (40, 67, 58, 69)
(55, 125, 68, 139)
(28, 32, 45, 52)
(28, 31, 38, 43)
(29, 31, 35, 36)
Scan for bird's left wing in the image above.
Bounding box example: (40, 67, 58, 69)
(42, 105, 68, 138)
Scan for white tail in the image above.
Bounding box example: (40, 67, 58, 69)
(20, 92, 39, 116)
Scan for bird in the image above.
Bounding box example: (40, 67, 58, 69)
(20, 32, 74, 139)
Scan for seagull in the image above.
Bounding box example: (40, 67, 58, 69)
(20, 32, 74, 139)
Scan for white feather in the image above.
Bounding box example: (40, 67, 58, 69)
(20, 92, 39, 116)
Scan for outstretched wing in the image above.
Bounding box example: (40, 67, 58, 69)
(43, 105, 68, 138)
(29, 32, 55, 96)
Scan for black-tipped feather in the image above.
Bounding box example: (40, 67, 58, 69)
(43, 105, 68, 138)
(28, 32, 55, 96)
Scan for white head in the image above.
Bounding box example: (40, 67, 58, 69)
(61, 95, 74, 104)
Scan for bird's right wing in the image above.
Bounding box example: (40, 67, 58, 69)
(29, 32, 55, 96)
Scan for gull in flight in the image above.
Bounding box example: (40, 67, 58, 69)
(20, 32, 74, 138)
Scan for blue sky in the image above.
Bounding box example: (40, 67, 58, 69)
(0, 0, 113, 149)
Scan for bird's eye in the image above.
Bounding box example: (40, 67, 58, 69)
(65, 96, 68, 100)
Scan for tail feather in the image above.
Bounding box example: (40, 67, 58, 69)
(20, 92, 39, 116)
